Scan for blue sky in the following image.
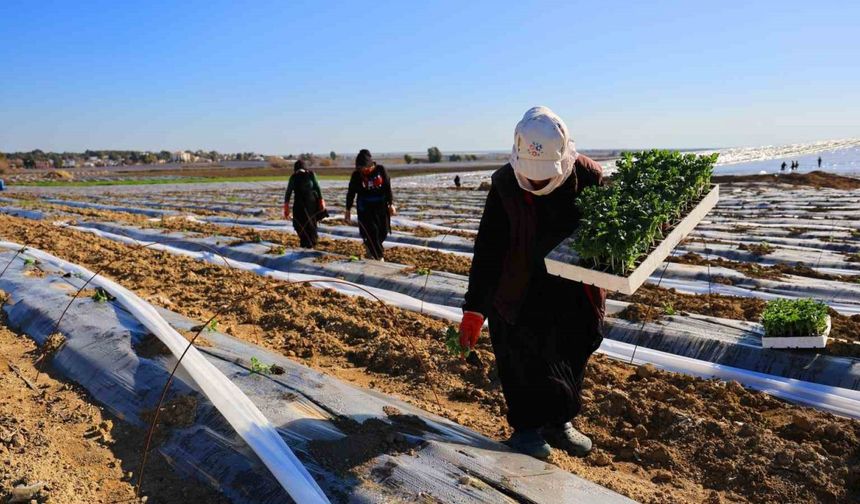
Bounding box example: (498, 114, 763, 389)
(1, 0, 858, 154)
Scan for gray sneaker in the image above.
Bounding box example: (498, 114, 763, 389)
(504, 429, 552, 460)
(543, 422, 592, 457)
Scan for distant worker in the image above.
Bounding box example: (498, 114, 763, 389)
(818, 156, 822, 168)
(461, 106, 606, 460)
(346, 149, 395, 260)
(454, 175, 462, 188)
(284, 159, 326, 248)
(781, 161, 787, 172)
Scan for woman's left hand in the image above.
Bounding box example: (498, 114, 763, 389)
(388, 204, 397, 216)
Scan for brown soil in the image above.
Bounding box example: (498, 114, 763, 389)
(1, 215, 858, 503)
(616, 285, 768, 322)
(670, 252, 846, 282)
(0, 313, 226, 504)
(714, 171, 860, 190)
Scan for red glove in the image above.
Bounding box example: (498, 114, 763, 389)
(459, 311, 484, 350)
(283, 203, 290, 219)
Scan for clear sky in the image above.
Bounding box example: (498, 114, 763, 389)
(1, 0, 858, 154)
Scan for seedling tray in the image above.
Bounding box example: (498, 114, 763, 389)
(761, 315, 831, 349)
(545, 184, 720, 295)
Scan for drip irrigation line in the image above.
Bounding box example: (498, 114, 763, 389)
(628, 259, 672, 366)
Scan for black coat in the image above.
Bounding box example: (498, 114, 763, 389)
(463, 156, 605, 327)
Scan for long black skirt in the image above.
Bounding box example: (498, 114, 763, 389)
(292, 204, 319, 248)
(357, 204, 389, 260)
(487, 307, 603, 430)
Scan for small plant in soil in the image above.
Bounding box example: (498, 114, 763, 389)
(204, 319, 218, 332)
(349, 255, 360, 262)
(22, 257, 36, 266)
(249, 356, 272, 375)
(761, 298, 829, 338)
(572, 150, 716, 275)
(444, 326, 471, 357)
(415, 267, 431, 276)
(267, 245, 286, 255)
(663, 303, 676, 316)
(91, 287, 114, 303)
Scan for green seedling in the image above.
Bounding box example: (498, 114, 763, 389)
(268, 245, 287, 255)
(204, 319, 218, 332)
(349, 255, 360, 262)
(252, 234, 263, 244)
(445, 326, 470, 358)
(663, 303, 676, 316)
(573, 150, 717, 275)
(23, 257, 36, 266)
(416, 267, 431, 276)
(91, 287, 114, 303)
(761, 298, 829, 338)
(249, 356, 272, 375)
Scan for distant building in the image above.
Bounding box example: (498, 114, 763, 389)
(34, 160, 52, 170)
(62, 158, 77, 168)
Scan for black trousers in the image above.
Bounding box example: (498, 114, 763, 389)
(357, 204, 389, 260)
(292, 205, 319, 248)
(488, 308, 603, 430)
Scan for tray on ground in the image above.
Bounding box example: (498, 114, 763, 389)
(545, 184, 720, 295)
(761, 315, 832, 349)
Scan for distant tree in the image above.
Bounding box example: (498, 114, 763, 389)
(427, 147, 442, 163)
(0, 155, 8, 173)
(329, 151, 337, 161)
(299, 152, 316, 166)
(143, 153, 158, 164)
(403, 154, 413, 164)
(448, 154, 462, 162)
(158, 150, 172, 161)
(23, 158, 35, 169)
(266, 156, 291, 169)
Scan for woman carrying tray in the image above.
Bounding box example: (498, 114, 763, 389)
(460, 106, 606, 459)
(345, 149, 395, 260)
(284, 159, 327, 248)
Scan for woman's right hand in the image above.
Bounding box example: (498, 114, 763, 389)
(344, 209, 351, 222)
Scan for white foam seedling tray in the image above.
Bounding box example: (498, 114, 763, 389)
(761, 316, 831, 349)
(545, 184, 720, 295)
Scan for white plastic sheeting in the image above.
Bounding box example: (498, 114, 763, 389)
(60, 222, 465, 322)
(0, 240, 331, 504)
(601, 340, 860, 419)
(57, 222, 860, 419)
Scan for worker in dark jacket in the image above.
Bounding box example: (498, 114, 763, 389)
(345, 149, 395, 260)
(460, 106, 606, 460)
(284, 159, 325, 248)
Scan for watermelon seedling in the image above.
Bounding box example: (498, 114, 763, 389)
(761, 298, 829, 338)
(91, 287, 114, 303)
(249, 356, 272, 375)
(445, 326, 470, 357)
(572, 150, 717, 275)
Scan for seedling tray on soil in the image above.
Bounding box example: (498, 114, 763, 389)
(545, 184, 720, 295)
(761, 315, 831, 349)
